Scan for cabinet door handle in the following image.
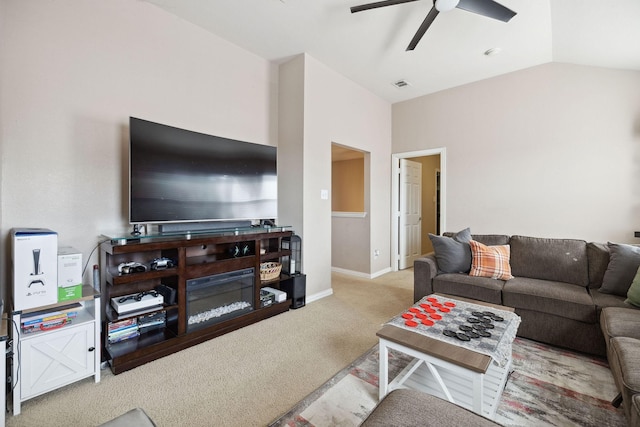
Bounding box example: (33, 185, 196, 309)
(88, 347, 95, 352)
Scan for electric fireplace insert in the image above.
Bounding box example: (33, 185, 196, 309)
(186, 268, 254, 332)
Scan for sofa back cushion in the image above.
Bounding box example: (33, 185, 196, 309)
(471, 234, 510, 246)
(587, 242, 610, 289)
(599, 243, 640, 296)
(444, 232, 510, 246)
(509, 235, 589, 286)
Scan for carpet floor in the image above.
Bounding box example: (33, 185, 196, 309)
(270, 337, 626, 427)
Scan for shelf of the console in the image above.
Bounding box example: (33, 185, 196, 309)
(260, 250, 290, 262)
(107, 267, 178, 286)
(259, 273, 291, 287)
(106, 328, 177, 359)
(105, 304, 176, 323)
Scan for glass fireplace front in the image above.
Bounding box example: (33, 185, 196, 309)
(186, 268, 254, 332)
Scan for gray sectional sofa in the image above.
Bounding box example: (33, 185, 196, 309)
(361, 389, 500, 427)
(414, 230, 640, 425)
(601, 307, 640, 426)
(414, 231, 639, 357)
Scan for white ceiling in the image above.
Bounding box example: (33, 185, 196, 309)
(145, 0, 640, 104)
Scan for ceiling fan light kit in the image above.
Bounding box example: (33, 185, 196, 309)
(350, 0, 516, 51)
(435, 0, 460, 12)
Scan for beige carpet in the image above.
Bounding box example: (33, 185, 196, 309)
(6, 270, 414, 427)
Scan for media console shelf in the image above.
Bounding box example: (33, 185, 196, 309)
(100, 227, 294, 374)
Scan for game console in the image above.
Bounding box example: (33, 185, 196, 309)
(111, 291, 164, 314)
(154, 284, 177, 305)
(260, 289, 275, 307)
(261, 287, 287, 303)
(150, 257, 174, 270)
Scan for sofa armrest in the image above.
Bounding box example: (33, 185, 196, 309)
(414, 253, 438, 302)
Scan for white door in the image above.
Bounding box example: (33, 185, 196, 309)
(399, 159, 422, 269)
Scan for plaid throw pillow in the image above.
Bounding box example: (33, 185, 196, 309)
(469, 240, 513, 280)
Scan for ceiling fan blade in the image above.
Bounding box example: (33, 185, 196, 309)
(351, 0, 419, 14)
(455, 0, 516, 22)
(406, 6, 439, 51)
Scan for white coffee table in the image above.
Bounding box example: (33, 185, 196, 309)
(377, 294, 518, 420)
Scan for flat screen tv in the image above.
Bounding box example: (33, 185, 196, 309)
(129, 117, 277, 225)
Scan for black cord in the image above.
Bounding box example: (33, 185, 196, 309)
(82, 238, 110, 278)
(5, 316, 20, 393)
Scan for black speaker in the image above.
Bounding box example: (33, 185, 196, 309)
(281, 274, 306, 309)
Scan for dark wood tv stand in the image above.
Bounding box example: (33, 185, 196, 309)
(100, 227, 294, 374)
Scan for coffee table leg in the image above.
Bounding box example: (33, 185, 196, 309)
(472, 371, 483, 415)
(378, 340, 389, 400)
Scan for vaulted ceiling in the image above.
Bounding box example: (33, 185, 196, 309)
(146, 0, 640, 103)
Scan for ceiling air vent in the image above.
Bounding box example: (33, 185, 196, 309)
(392, 79, 411, 89)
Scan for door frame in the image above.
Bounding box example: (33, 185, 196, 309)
(391, 148, 446, 271)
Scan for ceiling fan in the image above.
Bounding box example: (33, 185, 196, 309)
(350, 0, 517, 51)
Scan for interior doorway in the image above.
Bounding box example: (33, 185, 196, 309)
(392, 148, 446, 271)
(331, 143, 371, 275)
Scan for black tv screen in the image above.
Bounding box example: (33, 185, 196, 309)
(129, 117, 277, 224)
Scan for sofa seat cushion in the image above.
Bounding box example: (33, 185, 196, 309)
(600, 307, 640, 342)
(509, 236, 589, 286)
(433, 273, 504, 305)
(361, 389, 501, 427)
(631, 394, 640, 427)
(503, 277, 595, 323)
(609, 337, 640, 418)
(591, 291, 634, 313)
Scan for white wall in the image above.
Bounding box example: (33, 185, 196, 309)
(279, 54, 392, 296)
(0, 0, 278, 299)
(393, 63, 640, 244)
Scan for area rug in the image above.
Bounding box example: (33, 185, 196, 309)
(269, 337, 626, 427)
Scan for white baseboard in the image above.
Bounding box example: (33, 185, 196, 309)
(370, 267, 392, 279)
(331, 266, 392, 279)
(306, 288, 333, 304)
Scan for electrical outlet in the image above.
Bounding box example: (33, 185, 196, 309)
(374, 249, 380, 258)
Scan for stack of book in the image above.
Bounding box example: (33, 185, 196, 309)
(137, 310, 166, 334)
(108, 318, 139, 343)
(21, 303, 81, 334)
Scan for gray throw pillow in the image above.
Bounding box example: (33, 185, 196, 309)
(599, 242, 640, 297)
(429, 228, 472, 274)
